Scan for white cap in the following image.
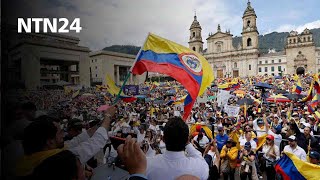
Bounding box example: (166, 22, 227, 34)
(303, 122, 311, 128)
(288, 135, 296, 141)
(292, 112, 298, 116)
(300, 118, 306, 123)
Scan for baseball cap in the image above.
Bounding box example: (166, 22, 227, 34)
(288, 135, 296, 141)
(218, 126, 224, 131)
(309, 151, 320, 160)
(244, 142, 252, 150)
(266, 134, 274, 141)
(226, 138, 234, 143)
(257, 119, 264, 124)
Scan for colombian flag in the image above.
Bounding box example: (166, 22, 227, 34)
(301, 80, 314, 102)
(314, 81, 320, 94)
(275, 152, 320, 180)
(131, 33, 214, 120)
(295, 80, 302, 94)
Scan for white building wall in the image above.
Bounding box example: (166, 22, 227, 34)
(257, 54, 287, 76)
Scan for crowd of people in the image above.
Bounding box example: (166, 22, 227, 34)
(2, 74, 320, 180)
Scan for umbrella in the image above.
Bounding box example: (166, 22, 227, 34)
(283, 93, 305, 101)
(254, 82, 272, 89)
(266, 95, 291, 103)
(274, 90, 288, 94)
(237, 98, 254, 105)
(234, 90, 246, 95)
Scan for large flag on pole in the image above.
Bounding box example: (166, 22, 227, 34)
(131, 33, 214, 120)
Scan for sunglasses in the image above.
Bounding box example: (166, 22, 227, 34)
(266, 138, 271, 141)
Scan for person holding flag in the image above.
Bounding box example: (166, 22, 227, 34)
(130, 33, 214, 120)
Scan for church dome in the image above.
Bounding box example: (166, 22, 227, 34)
(190, 15, 201, 29)
(243, 1, 256, 17)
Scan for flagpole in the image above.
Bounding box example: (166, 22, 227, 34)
(113, 33, 150, 105)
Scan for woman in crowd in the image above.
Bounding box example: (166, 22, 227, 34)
(262, 134, 280, 180)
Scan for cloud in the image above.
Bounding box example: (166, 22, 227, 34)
(273, 20, 320, 33)
(7, 0, 242, 51)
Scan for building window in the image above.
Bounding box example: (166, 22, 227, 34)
(259, 67, 261, 72)
(234, 62, 237, 68)
(193, 32, 196, 37)
(265, 60, 268, 64)
(247, 38, 252, 47)
(271, 66, 274, 72)
(95, 74, 97, 77)
(278, 66, 281, 71)
(304, 37, 306, 42)
(247, 20, 251, 27)
(193, 47, 196, 51)
(259, 61, 262, 64)
(265, 67, 268, 72)
(289, 39, 292, 44)
(217, 44, 221, 52)
(318, 59, 320, 64)
(90, 67, 91, 73)
(249, 64, 251, 70)
(293, 39, 296, 43)
(318, 69, 320, 73)
(92, 60, 93, 63)
(272, 60, 274, 64)
(308, 36, 311, 41)
(279, 59, 281, 63)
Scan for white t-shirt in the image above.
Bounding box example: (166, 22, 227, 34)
(240, 139, 257, 150)
(267, 130, 282, 148)
(253, 119, 267, 137)
(262, 144, 280, 161)
(207, 150, 217, 164)
(193, 135, 210, 148)
(283, 145, 306, 161)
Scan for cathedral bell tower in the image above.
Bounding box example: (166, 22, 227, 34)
(241, 1, 259, 49)
(188, 13, 203, 53)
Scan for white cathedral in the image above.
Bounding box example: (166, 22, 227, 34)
(188, 1, 320, 78)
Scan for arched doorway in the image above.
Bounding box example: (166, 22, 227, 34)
(296, 67, 305, 75)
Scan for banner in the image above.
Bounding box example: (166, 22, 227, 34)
(217, 90, 231, 107)
(224, 104, 240, 117)
(123, 85, 139, 95)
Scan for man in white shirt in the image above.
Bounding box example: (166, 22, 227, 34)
(240, 131, 257, 151)
(283, 135, 307, 161)
(16, 107, 116, 176)
(253, 118, 267, 137)
(133, 126, 146, 144)
(146, 117, 209, 180)
(192, 132, 210, 149)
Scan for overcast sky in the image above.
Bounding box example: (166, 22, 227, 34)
(8, 0, 320, 50)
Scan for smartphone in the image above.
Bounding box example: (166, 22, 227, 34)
(110, 136, 126, 150)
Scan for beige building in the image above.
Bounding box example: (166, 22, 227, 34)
(188, 1, 320, 77)
(8, 26, 91, 89)
(89, 50, 146, 86)
(257, 50, 287, 76)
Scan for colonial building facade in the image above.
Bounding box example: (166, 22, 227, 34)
(188, 1, 320, 78)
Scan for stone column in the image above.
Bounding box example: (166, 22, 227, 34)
(116, 65, 120, 85)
